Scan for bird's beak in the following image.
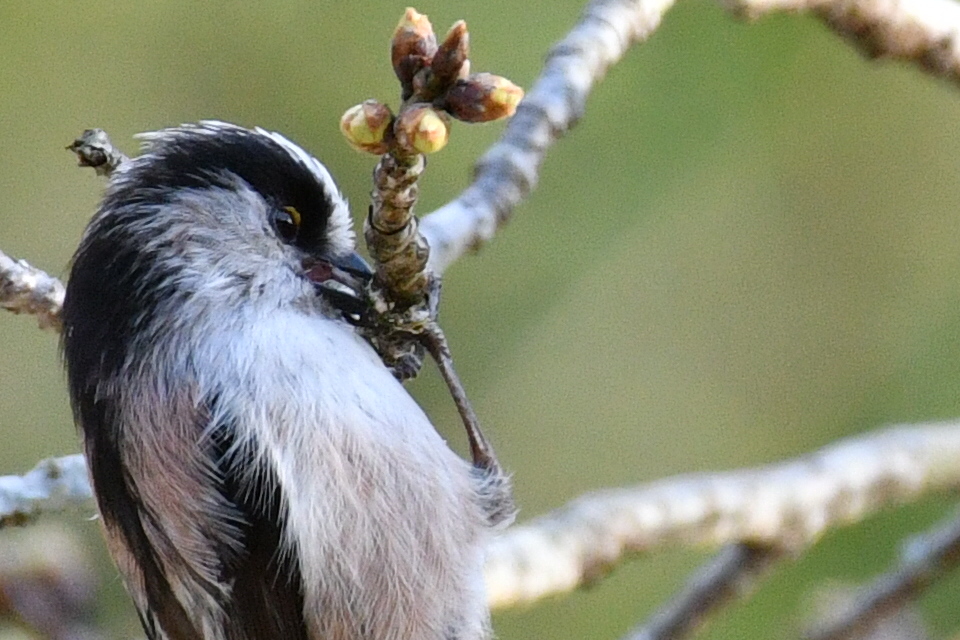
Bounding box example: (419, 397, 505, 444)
(303, 251, 374, 323)
(304, 251, 372, 287)
(333, 251, 374, 281)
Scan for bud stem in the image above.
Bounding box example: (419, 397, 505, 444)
(365, 151, 431, 305)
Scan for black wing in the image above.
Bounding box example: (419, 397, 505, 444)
(70, 388, 309, 640)
(77, 394, 203, 640)
(210, 420, 310, 640)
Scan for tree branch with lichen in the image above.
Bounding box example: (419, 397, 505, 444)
(483, 422, 960, 610)
(0, 251, 65, 331)
(4, 422, 960, 622)
(0, 455, 92, 528)
(724, 0, 960, 84)
(66, 128, 129, 176)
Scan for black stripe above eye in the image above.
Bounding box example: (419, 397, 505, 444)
(108, 126, 336, 254)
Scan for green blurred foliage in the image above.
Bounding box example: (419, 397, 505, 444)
(2, 1, 960, 638)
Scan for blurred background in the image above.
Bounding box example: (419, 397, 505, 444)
(2, 1, 960, 638)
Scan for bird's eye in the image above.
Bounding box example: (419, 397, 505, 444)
(275, 206, 302, 243)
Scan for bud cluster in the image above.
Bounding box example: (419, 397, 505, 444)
(340, 7, 524, 157)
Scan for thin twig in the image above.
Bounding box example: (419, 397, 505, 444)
(621, 543, 786, 640)
(419, 322, 497, 469)
(805, 510, 960, 640)
(66, 128, 128, 176)
(419, 322, 516, 528)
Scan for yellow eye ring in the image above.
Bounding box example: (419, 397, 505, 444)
(275, 206, 302, 242)
(283, 206, 302, 228)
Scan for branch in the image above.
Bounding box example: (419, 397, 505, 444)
(420, 0, 960, 277)
(0, 131, 127, 331)
(5, 0, 959, 324)
(4, 423, 960, 614)
(724, 0, 960, 85)
(805, 510, 960, 640)
(0, 129, 129, 329)
(0, 250, 65, 331)
(621, 543, 786, 640)
(420, 0, 677, 274)
(483, 422, 960, 610)
(0, 455, 92, 527)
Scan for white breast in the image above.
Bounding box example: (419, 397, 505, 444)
(195, 306, 491, 640)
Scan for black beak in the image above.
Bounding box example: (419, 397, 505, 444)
(334, 251, 373, 279)
(304, 251, 374, 325)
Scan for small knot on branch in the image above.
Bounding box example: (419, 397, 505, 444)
(66, 129, 128, 177)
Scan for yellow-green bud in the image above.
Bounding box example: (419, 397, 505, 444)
(395, 104, 450, 154)
(340, 100, 393, 154)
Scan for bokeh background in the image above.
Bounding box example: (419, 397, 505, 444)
(2, 1, 960, 638)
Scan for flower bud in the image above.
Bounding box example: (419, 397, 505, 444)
(395, 104, 450, 154)
(444, 73, 524, 123)
(340, 100, 393, 154)
(391, 8, 437, 98)
(431, 20, 470, 89)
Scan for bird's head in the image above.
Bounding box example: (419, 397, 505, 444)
(64, 122, 374, 380)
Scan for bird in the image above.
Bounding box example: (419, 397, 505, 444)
(61, 121, 508, 640)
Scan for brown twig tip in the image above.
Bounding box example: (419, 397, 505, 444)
(395, 105, 451, 154)
(432, 20, 471, 87)
(340, 100, 393, 154)
(66, 128, 128, 177)
(392, 8, 438, 100)
(444, 73, 524, 123)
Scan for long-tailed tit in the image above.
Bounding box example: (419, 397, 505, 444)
(62, 121, 512, 640)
